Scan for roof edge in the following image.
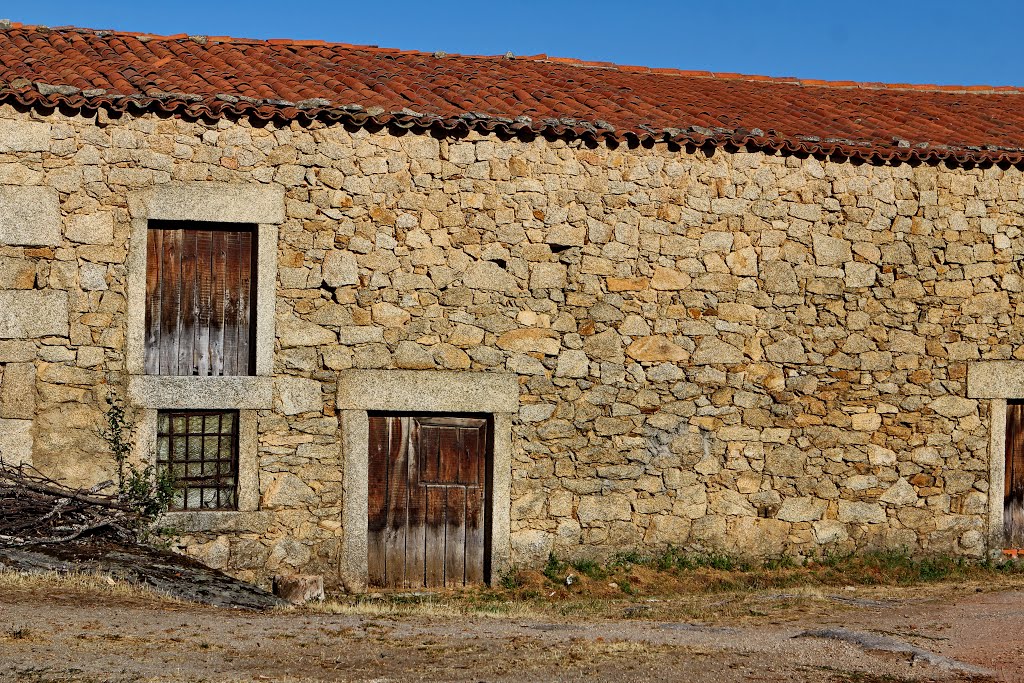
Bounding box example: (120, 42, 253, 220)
(6, 86, 1024, 167)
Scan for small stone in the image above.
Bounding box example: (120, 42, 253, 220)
(394, 341, 435, 369)
(812, 234, 852, 266)
(844, 262, 877, 288)
(726, 246, 758, 276)
(0, 418, 32, 466)
(606, 277, 649, 291)
(529, 262, 567, 289)
(691, 338, 743, 365)
(0, 362, 35, 419)
(463, 261, 518, 292)
(79, 263, 108, 290)
(262, 473, 316, 509)
(765, 337, 807, 364)
(274, 376, 322, 415)
(273, 574, 325, 605)
(650, 267, 691, 290)
(370, 302, 411, 327)
(850, 412, 882, 431)
(322, 251, 358, 287)
(776, 497, 827, 522)
(577, 495, 631, 524)
(626, 336, 688, 362)
(65, 212, 114, 245)
(812, 520, 849, 544)
(929, 396, 977, 418)
(0, 257, 36, 289)
(837, 501, 886, 524)
(879, 478, 918, 506)
(278, 315, 336, 347)
(433, 343, 470, 369)
(496, 328, 560, 355)
(555, 349, 589, 377)
(583, 329, 623, 363)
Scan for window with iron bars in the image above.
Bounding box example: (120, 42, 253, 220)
(156, 410, 239, 511)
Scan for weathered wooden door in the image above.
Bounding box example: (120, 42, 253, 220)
(144, 221, 256, 376)
(368, 414, 489, 588)
(1005, 402, 1024, 546)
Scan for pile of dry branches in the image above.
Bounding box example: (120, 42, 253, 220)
(0, 464, 146, 547)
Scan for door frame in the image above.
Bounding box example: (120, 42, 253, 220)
(967, 361, 1024, 554)
(337, 369, 518, 591)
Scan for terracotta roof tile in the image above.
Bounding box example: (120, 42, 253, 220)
(1, 25, 1023, 164)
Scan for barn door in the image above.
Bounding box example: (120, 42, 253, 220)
(1005, 402, 1024, 546)
(367, 414, 489, 588)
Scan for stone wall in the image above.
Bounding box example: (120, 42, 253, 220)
(0, 104, 1019, 585)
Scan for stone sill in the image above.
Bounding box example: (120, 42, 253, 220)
(128, 375, 273, 410)
(160, 510, 273, 534)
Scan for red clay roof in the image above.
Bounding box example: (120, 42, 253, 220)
(2, 23, 1024, 164)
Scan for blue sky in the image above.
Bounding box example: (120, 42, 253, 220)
(10, 1, 1024, 86)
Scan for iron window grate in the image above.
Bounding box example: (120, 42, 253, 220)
(156, 410, 239, 511)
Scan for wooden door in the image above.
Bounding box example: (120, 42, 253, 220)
(368, 414, 489, 588)
(1005, 402, 1024, 546)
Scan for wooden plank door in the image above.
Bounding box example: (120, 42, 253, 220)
(1005, 402, 1024, 546)
(144, 221, 255, 376)
(367, 414, 489, 588)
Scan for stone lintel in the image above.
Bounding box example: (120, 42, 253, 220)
(336, 369, 519, 414)
(127, 375, 273, 409)
(967, 361, 1024, 398)
(0, 186, 60, 246)
(0, 291, 69, 339)
(131, 182, 286, 225)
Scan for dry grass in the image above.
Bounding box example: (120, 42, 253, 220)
(293, 549, 1024, 623)
(0, 568, 181, 603)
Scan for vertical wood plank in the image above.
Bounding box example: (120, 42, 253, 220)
(160, 229, 182, 375)
(465, 485, 485, 585)
(178, 229, 198, 375)
(367, 416, 390, 587)
(236, 231, 253, 376)
(465, 422, 487, 585)
(444, 486, 466, 587)
(144, 228, 163, 375)
(195, 229, 213, 377)
(424, 485, 446, 588)
(1005, 403, 1024, 546)
(419, 423, 440, 483)
(383, 417, 409, 588)
(460, 427, 480, 485)
(406, 420, 427, 588)
(223, 231, 241, 376)
(438, 427, 460, 483)
(210, 230, 227, 376)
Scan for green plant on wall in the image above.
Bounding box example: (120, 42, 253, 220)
(100, 394, 176, 524)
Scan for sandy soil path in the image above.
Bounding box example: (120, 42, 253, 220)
(0, 581, 1016, 682)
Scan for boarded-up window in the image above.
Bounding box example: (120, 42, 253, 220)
(156, 410, 239, 511)
(368, 414, 490, 588)
(144, 221, 256, 376)
(1006, 402, 1024, 546)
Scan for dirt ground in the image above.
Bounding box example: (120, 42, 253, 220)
(1, 574, 1022, 683)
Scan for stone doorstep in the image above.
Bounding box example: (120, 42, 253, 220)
(272, 574, 325, 605)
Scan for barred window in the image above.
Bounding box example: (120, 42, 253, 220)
(156, 410, 239, 511)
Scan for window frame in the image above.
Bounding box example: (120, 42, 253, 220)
(124, 183, 284, 531)
(157, 409, 242, 512)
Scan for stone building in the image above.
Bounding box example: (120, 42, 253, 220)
(1, 23, 1023, 589)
